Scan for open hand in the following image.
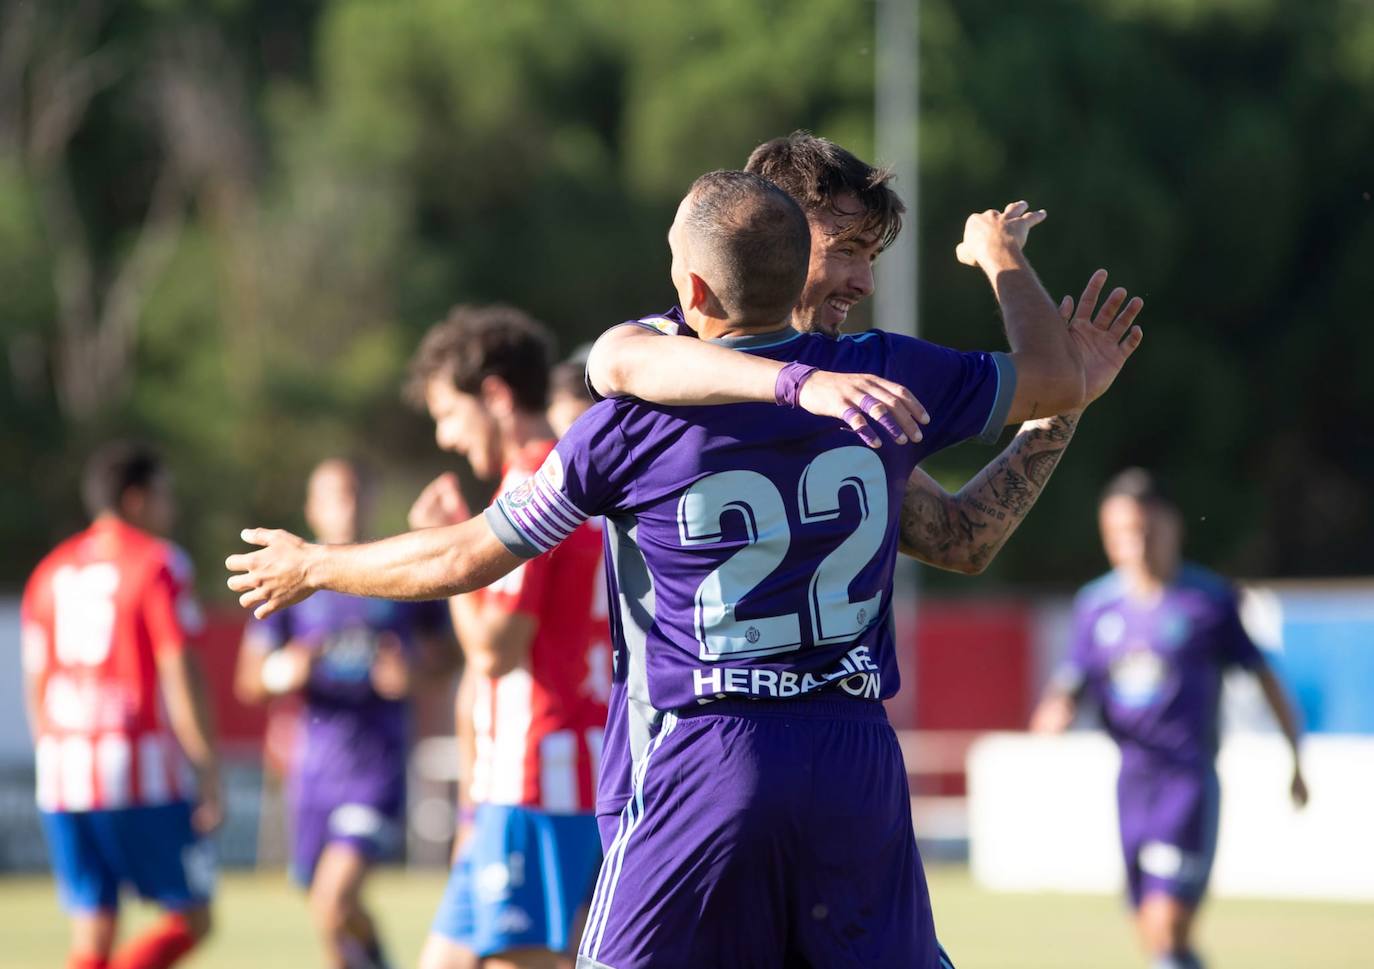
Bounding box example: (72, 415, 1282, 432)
(1060, 269, 1144, 406)
(226, 528, 317, 619)
(956, 201, 1047, 267)
(798, 370, 931, 448)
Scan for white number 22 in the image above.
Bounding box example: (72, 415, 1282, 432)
(677, 446, 888, 661)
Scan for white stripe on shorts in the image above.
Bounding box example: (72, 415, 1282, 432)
(581, 711, 678, 961)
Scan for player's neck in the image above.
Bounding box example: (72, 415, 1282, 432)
(688, 308, 792, 342)
(1121, 562, 1179, 601)
(92, 511, 139, 534)
(501, 409, 555, 459)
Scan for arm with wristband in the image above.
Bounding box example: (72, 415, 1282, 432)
(585, 323, 930, 448)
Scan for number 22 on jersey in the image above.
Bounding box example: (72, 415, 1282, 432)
(678, 446, 887, 661)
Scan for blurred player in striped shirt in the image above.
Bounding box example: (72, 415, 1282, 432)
(21, 442, 218, 969)
(405, 306, 609, 969)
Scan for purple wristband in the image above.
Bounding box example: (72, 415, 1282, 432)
(775, 362, 818, 408)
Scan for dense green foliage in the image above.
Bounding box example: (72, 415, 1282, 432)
(2, 0, 1371, 592)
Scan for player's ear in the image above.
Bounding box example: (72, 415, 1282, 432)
(687, 272, 712, 313)
(479, 374, 516, 418)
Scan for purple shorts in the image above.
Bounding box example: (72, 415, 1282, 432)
(578, 696, 954, 969)
(290, 788, 404, 887)
(1117, 764, 1220, 908)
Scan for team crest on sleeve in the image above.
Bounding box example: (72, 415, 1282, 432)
(641, 317, 680, 336)
(505, 479, 537, 510)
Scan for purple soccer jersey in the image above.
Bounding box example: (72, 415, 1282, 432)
(487, 323, 1014, 815)
(245, 592, 446, 807)
(1060, 563, 1265, 772)
(1057, 564, 1264, 907)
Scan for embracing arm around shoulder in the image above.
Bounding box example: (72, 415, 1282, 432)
(226, 515, 525, 620)
(586, 323, 929, 448)
(899, 412, 1080, 575)
(587, 323, 785, 405)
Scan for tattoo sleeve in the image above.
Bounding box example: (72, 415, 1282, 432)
(898, 412, 1080, 574)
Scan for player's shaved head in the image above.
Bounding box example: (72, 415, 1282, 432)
(674, 170, 810, 325)
(745, 131, 904, 249)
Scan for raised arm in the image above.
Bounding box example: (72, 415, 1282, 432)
(900, 412, 1078, 574)
(226, 516, 522, 619)
(957, 203, 1143, 423)
(898, 269, 1143, 574)
(587, 323, 929, 448)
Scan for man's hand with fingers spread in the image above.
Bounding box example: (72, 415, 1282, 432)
(1060, 269, 1145, 406)
(226, 528, 318, 619)
(797, 370, 931, 448)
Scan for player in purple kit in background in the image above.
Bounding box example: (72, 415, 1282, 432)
(234, 459, 451, 969)
(227, 170, 1143, 968)
(587, 132, 1135, 578)
(1031, 468, 1308, 969)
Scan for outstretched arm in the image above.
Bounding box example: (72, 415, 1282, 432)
(226, 516, 523, 619)
(587, 324, 929, 447)
(900, 412, 1078, 574)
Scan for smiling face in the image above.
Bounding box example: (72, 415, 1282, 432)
(792, 191, 883, 335)
(425, 377, 503, 481)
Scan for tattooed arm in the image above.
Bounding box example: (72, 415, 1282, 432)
(899, 412, 1079, 575)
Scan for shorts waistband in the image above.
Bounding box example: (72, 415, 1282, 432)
(673, 694, 889, 722)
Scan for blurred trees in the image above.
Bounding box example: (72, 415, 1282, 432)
(1, 0, 1371, 591)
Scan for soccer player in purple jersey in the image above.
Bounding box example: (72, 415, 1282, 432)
(587, 132, 1133, 578)
(228, 170, 1141, 968)
(234, 459, 451, 969)
(1031, 469, 1308, 969)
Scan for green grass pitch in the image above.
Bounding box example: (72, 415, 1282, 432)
(1, 866, 1369, 968)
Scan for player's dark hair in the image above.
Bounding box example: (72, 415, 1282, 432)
(745, 130, 905, 250)
(1100, 467, 1177, 511)
(683, 170, 810, 324)
(406, 304, 555, 413)
(82, 441, 164, 518)
(549, 355, 594, 405)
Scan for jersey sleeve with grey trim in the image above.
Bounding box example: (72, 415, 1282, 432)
(873, 330, 1016, 447)
(583, 307, 692, 402)
(485, 400, 637, 559)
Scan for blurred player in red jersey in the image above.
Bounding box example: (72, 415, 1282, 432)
(406, 307, 609, 969)
(21, 442, 219, 969)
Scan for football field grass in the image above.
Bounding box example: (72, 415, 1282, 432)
(1, 865, 1369, 968)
